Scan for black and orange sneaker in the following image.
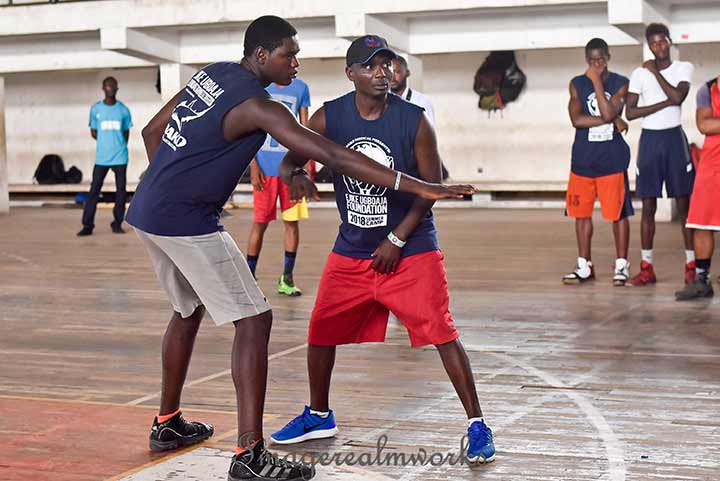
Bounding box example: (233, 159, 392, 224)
(149, 411, 214, 451)
(630, 261, 656, 286)
(228, 440, 315, 480)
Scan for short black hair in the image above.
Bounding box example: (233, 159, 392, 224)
(394, 55, 408, 68)
(645, 23, 670, 42)
(585, 38, 609, 56)
(102, 76, 118, 86)
(243, 15, 297, 58)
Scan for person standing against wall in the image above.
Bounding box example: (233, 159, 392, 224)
(246, 78, 311, 296)
(675, 75, 720, 300)
(625, 23, 695, 285)
(77, 76, 132, 236)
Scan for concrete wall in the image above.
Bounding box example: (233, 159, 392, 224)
(4, 44, 718, 185)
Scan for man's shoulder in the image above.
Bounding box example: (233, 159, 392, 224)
(609, 71, 629, 84)
(630, 66, 648, 79)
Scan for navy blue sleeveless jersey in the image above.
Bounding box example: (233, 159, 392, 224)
(570, 72, 631, 178)
(325, 92, 439, 259)
(127, 63, 269, 236)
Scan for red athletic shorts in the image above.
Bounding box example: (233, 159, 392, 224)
(686, 160, 720, 231)
(253, 176, 308, 223)
(308, 250, 459, 348)
(566, 171, 632, 221)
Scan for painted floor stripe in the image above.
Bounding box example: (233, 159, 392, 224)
(126, 343, 308, 406)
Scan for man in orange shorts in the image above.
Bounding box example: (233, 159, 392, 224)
(675, 75, 720, 300)
(563, 38, 634, 285)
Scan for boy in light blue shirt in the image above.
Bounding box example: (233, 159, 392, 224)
(78, 76, 132, 236)
(246, 78, 311, 295)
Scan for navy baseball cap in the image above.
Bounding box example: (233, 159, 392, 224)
(346, 35, 397, 67)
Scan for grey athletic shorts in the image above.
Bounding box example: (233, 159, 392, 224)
(134, 228, 271, 325)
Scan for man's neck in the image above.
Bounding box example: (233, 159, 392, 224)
(391, 83, 408, 97)
(655, 57, 672, 70)
(103, 97, 117, 106)
(240, 58, 270, 87)
(355, 91, 389, 120)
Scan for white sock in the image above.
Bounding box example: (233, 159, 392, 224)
(310, 409, 330, 418)
(468, 417, 484, 427)
(686, 250, 695, 263)
(641, 249, 653, 265)
(576, 257, 591, 277)
(615, 258, 628, 271)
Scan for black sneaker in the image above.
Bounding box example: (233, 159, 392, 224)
(149, 411, 214, 451)
(111, 222, 126, 234)
(675, 279, 714, 301)
(76, 226, 93, 237)
(228, 441, 315, 481)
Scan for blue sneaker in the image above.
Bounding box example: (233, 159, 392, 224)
(467, 420, 495, 463)
(270, 406, 338, 445)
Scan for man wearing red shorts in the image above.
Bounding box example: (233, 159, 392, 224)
(270, 35, 495, 464)
(246, 78, 311, 296)
(675, 75, 720, 300)
(563, 38, 633, 286)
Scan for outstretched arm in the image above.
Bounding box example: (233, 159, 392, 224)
(240, 97, 474, 200)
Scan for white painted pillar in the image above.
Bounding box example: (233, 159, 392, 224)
(159, 63, 196, 104)
(0, 76, 8, 214)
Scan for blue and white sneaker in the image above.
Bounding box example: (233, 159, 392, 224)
(270, 406, 338, 445)
(467, 420, 495, 463)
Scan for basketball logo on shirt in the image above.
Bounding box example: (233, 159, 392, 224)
(586, 91, 611, 117)
(342, 137, 392, 228)
(343, 137, 394, 196)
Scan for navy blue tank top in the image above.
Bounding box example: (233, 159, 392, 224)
(571, 72, 631, 178)
(325, 92, 439, 259)
(127, 63, 269, 236)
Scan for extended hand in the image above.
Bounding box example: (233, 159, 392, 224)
(289, 172, 320, 202)
(371, 238, 402, 274)
(420, 183, 477, 200)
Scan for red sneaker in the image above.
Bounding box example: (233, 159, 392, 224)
(630, 261, 657, 286)
(685, 261, 696, 285)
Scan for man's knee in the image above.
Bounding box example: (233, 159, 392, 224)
(234, 309, 273, 333)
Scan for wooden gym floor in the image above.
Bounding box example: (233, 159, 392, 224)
(0, 206, 718, 481)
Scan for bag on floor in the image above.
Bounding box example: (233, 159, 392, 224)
(33, 154, 66, 184)
(64, 166, 83, 184)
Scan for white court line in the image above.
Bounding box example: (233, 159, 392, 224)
(125, 342, 308, 406)
(487, 350, 626, 481)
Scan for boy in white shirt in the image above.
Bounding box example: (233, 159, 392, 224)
(626, 23, 695, 286)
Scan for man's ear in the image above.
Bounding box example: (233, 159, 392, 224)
(255, 46, 269, 65)
(345, 66, 354, 83)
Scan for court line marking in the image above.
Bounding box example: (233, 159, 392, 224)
(0, 394, 238, 415)
(486, 350, 626, 481)
(125, 342, 308, 405)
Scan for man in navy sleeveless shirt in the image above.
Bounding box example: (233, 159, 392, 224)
(563, 38, 634, 286)
(270, 36, 495, 465)
(126, 17, 475, 481)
